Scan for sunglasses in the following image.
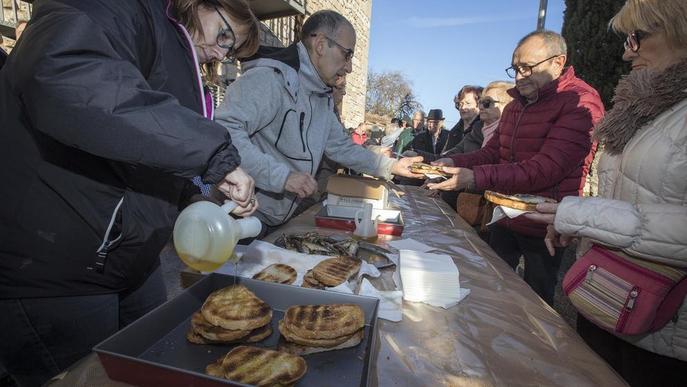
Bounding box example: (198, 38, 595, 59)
(480, 99, 500, 109)
(624, 30, 648, 52)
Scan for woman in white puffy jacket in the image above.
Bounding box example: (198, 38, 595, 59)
(528, 1, 687, 386)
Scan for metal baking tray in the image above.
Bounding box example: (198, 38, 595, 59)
(94, 273, 380, 387)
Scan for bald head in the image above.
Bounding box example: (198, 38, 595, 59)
(301, 10, 355, 50)
(516, 30, 567, 57)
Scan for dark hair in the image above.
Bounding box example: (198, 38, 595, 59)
(457, 85, 483, 102)
(301, 10, 354, 49)
(391, 118, 400, 124)
(516, 30, 567, 57)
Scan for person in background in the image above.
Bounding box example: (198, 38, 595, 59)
(0, 1, 260, 386)
(478, 81, 515, 145)
(411, 109, 426, 134)
(216, 10, 423, 228)
(394, 116, 416, 156)
(444, 85, 484, 152)
(351, 122, 369, 144)
(406, 108, 449, 157)
(527, 1, 687, 385)
(428, 30, 604, 306)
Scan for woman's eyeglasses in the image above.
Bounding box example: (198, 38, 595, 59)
(214, 6, 239, 56)
(624, 30, 648, 52)
(480, 99, 499, 109)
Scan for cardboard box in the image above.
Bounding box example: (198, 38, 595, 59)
(326, 175, 388, 209)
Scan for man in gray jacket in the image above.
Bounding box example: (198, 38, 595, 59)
(216, 10, 422, 226)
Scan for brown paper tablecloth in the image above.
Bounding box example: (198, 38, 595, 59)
(48, 185, 626, 387)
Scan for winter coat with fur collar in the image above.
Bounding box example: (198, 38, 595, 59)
(556, 64, 687, 361)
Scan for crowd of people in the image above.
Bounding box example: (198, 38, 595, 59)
(0, 0, 685, 386)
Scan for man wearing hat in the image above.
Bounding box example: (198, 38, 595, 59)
(407, 109, 449, 157)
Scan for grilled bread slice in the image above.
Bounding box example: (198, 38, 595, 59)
(283, 304, 365, 340)
(205, 356, 226, 378)
(190, 311, 252, 342)
(208, 346, 307, 386)
(278, 320, 359, 347)
(301, 270, 325, 289)
(277, 329, 364, 356)
(187, 318, 273, 344)
(252, 263, 297, 285)
(201, 285, 272, 331)
(312, 256, 361, 287)
(483, 190, 552, 212)
(410, 162, 451, 177)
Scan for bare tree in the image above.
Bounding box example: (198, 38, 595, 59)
(366, 70, 422, 119)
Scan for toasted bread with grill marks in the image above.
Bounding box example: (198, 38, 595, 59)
(483, 190, 552, 212)
(277, 329, 364, 356)
(187, 319, 273, 345)
(278, 320, 359, 347)
(201, 285, 272, 331)
(211, 346, 307, 386)
(301, 270, 325, 289)
(253, 264, 297, 285)
(410, 162, 451, 177)
(283, 304, 365, 340)
(190, 311, 252, 342)
(312, 256, 361, 287)
(205, 356, 226, 378)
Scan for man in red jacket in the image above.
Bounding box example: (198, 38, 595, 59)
(428, 30, 604, 306)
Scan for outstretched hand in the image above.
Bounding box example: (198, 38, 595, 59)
(391, 156, 426, 179)
(426, 166, 474, 191)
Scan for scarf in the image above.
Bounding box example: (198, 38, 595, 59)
(594, 59, 687, 155)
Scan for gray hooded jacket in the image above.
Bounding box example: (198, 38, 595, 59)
(215, 43, 394, 226)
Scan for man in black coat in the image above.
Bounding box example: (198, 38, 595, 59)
(0, 1, 256, 385)
(408, 109, 449, 157)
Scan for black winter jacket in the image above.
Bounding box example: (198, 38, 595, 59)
(0, 0, 240, 298)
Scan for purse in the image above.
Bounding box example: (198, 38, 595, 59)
(562, 245, 687, 335)
(456, 192, 493, 232)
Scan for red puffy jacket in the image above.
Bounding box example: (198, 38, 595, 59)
(451, 67, 604, 237)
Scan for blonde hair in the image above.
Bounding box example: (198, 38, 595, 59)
(482, 81, 515, 106)
(610, 0, 687, 49)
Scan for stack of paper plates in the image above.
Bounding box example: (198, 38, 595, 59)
(400, 250, 465, 308)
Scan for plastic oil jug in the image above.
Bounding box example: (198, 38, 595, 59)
(173, 200, 262, 272)
(353, 203, 379, 242)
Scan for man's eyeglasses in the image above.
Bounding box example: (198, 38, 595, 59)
(624, 30, 648, 52)
(214, 6, 238, 55)
(311, 33, 354, 61)
(480, 99, 499, 109)
(505, 55, 560, 78)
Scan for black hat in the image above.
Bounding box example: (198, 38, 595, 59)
(426, 109, 444, 120)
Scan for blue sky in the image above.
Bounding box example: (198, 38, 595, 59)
(367, 0, 566, 126)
